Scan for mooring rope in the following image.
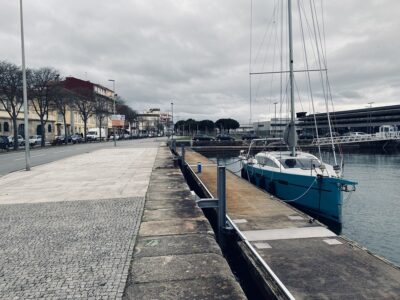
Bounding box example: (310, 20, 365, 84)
(277, 177, 318, 203)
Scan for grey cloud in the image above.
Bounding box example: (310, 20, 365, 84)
(1, 0, 399, 123)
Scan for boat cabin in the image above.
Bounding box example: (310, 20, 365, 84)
(255, 151, 321, 170)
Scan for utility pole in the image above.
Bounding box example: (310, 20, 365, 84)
(367, 101, 374, 134)
(171, 101, 174, 139)
(273, 101, 278, 137)
(108, 79, 116, 147)
(20, 0, 30, 171)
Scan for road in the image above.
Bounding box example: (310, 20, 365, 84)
(0, 138, 165, 176)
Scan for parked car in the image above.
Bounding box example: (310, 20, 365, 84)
(192, 134, 215, 141)
(123, 133, 130, 139)
(0, 135, 10, 151)
(71, 134, 83, 144)
(109, 134, 120, 140)
(52, 135, 72, 145)
(29, 135, 42, 146)
(343, 131, 367, 136)
(242, 133, 259, 141)
(8, 135, 24, 147)
(298, 133, 314, 140)
(323, 132, 340, 137)
(216, 134, 235, 141)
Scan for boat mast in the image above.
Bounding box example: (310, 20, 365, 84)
(288, 0, 296, 156)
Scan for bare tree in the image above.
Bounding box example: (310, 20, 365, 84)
(28, 67, 60, 147)
(94, 95, 112, 141)
(116, 97, 137, 136)
(53, 84, 74, 144)
(72, 88, 96, 142)
(0, 61, 25, 150)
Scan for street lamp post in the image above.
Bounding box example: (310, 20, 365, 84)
(108, 79, 116, 147)
(273, 101, 278, 137)
(19, 0, 30, 171)
(171, 102, 174, 139)
(367, 101, 374, 134)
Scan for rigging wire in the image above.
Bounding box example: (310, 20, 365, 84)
(298, 0, 322, 159)
(309, 0, 337, 165)
(252, 0, 280, 113)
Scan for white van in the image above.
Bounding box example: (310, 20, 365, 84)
(87, 128, 106, 141)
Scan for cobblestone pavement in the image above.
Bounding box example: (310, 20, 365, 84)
(0, 144, 159, 299)
(0, 197, 145, 299)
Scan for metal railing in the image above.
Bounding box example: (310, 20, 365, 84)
(180, 144, 228, 242)
(178, 144, 295, 300)
(311, 132, 400, 146)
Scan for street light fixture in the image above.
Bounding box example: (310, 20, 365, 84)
(19, 0, 30, 171)
(108, 79, 116, 147)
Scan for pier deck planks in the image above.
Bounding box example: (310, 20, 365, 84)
(185, 150, 400, 299)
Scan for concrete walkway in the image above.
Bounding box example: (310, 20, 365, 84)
(123, 144, 246, 299)
(0, 145, 158, 299)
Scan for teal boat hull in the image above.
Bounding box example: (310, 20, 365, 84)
(242, 164, 356, 232)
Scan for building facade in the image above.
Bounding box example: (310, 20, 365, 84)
(0, 76, 114, 142)
(298, 105, 400, 135)
(0, 102, 57, 140)
(137, 108, 171, 135)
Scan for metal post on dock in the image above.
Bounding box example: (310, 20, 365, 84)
(172, 139, 176, 153)
(181, 144, 185, 165)
(217, 166, 227, 241)
(195, 165, 227, 245)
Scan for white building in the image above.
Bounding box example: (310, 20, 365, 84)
(137, 108, 171, 135)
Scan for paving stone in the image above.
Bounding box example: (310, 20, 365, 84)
(134, 234, 220, 258)
(142, 205, 204, 221)
(138, 219, 212, 237)
(130, 253, 233, 283)
(124, 276, 247, 300)
(0, 197, 145, 299)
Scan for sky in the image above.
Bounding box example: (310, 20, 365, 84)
(1, 0, 399, 124)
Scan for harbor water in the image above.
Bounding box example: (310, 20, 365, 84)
(209, 150, 400, 267)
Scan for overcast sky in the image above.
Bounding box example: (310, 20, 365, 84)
(1, 0, 399, 124)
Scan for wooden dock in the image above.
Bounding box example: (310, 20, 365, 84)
(184, 150, 400, 299)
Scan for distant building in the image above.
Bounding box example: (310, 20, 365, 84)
(235, 123, 253, 133)
(0, 101, 57, 140)
(0, 76, 114, 142)
(250, 118, 290, 137)
(62, 77, 114, 137)
(298, 105, 400, 135)
(137, 108, 171, 135)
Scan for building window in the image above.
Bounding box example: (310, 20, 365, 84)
(18, 124, 24, 136)
(0, 122, 2, 132)
(4, 122, 9, 132)
(48, 124, 52, 133)
(37, 125, 42, 135)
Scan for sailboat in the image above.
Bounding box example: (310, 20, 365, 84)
(240, 0, 357, 232)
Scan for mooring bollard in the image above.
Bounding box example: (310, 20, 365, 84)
(197, 162, 202, 173)
(217, 166, 226, 242)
